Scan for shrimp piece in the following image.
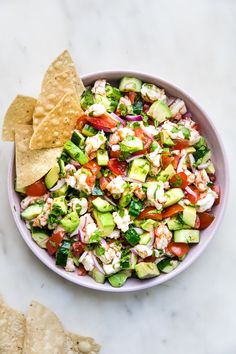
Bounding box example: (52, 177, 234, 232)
(195, 169, 210, 192)
(154, 223, 172, 250)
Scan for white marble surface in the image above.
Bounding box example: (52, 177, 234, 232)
(0, 0, 235, 353)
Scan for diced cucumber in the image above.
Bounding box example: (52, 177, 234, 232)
(174, 229, 200, 243)
(82, 124, 98, 137)
(182, 206, 196, 227)
(45, 163, 60, 189)
(92, 197, 115, 212)
(64, 141, 89, 165)
(21, 204, 44, 220)
(90, 268, 105, 284)
(163, 188, 184, 208)
(119, 77, 142, 93)
(194, 136, 205, 149)
(52, 184, 69, 198)
(108, 270, 132, 287)
(71, 130, 85, 147)
(139, 219, 157, 232)
(157, 258, 179, 273)
(31, 229, 49, 248)
(58, 158, 66, 177)
(97, 149, 109, 166)
(56, 241, 70, 267)
(167, 216, 189, 231)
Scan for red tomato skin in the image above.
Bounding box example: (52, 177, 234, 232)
(108, 158, 128, 176)
(72, 242, 85, 257)
(162, 204, 184, 219)
(137, 207, 163, 221)
(166, 242, 190, 257)
(127, 92, 137, 104)
(198, 212, 215, 230)
(76, 115, 88, 130)
(161, 152, 175, 169)
(86, 114, 118, 130)
(109, 148, 121, 158)
(99, 177, 109, 190)
(26, 180, 47, 196)
(170, 172, 188, 190)
(86, 175, 96, 187)
(211, 184, 220, 205)
(173, 140, 190, 150)
(46, 231, 64, 256)
(185, 186, 200, 204)
(77, 264, 87, 276)
(83, 160, 101, 175)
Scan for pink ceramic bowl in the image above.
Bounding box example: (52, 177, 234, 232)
(8, 71, 229, 292)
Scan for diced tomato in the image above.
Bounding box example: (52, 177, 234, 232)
(198, 212, 215, 230)
(185, 186, 200, 204)
(134, 127, 145, 140)
(143, 103, 150, 114)
(86, 114, 118, 131)
(109, 148, 121, 158)
(193, 123, 201, 132)
(99, 176, 109, 190)
(108, 158, 128, 176)
(133, 127, 152, 154)
(76, 115, 88, 130)
(166, 242, 190, 257)
(170, 172, 188, 189)
(162, 204, 184, 219)
(172, 155, 180, 169)
(127, 92, 137, 104)
(194, 215, 200, 229)
(26, 179, 47, 197)
(77, 264, 87, 276)
(211, 184, 220, 205)
(83, 160, 101, 175)
(46, 231, 65, 256)
(161, 152, 175, 169)
(86, 175, 96, 187)
(173, 139, 190, 150)
(137, 207, 163, 221)
(72, 241, 85, 257)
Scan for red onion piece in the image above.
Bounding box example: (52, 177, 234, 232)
(92, 254, 105, 274)
(123, 176, 143, 183)
(49, 179, 65, 192)
(110, 112, 126, 125)
(70, 159, 81, 168)
(185, 186, 198, 199)
(167, 97, 176, 106)
(197, 161, 210, 170)
(126, 154, 144, 163)
(188, 153, 196, 173)
(142, 127, 154, 139)
(125, 115, 143, 121)
(177, 154, 187, 173)
(103, 195, 117, 207)
(147, 230, 154, 248)
(131, 248, 138, 256)
(100, 238, 107, 247)
(183, 112, 192, 119)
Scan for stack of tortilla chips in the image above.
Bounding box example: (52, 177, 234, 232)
(1, 50, 85, 190)
(0, 298, 101, 353)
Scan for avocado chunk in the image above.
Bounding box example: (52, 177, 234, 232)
(31, 229, 49, 248)
(45, 163, 60, 189)
(147, 101, 172, 123)
(52, 184, 69, 198)
(139, 219, 157, 232)
(52, 196, 68, 215)
(174, 229, 200, 243)
(163, 188, 184, 208)
(139, 232, 151, 245)
(108, 270, 132, 288)
(90, 268, 105, 284)
(135, 262, 160, 279)
(182, 206, 196, 227)
(206, 161, 215, 174)
(60, 211, 80, 233)
(15, 185, 26, 194)
(128, 158, 150, 182)
(157, 258, 179, 273)
(119, 77, 142, 93)
(119, 190, 133, 207)
(157, 164, 176, 182)
(93, 210, 115, 237)
(120, 136, 143, 154)
(160, 131, 174, 147)
(92, 197, 115, 212)
(64, 140, 89, 165)
(21, 203, 44, 220)
(94, 94, 111, 110)
(97, 149, 109, 166)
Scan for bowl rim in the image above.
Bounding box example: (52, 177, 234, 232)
(8, 70, 230, 293)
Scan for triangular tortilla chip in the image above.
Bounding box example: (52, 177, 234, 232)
(0, 298, 26, 353)
(23, 301, 65, 354)
(64, 331, 101, 353)
(33, 50, 84, 129)
(30, 92, 82, 150)
(2, 95, 36, 141)
(15, 125, 62, 188)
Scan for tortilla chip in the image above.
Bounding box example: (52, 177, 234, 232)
(23, 301, 65, 354)
(64, 332, 101, 354)
(15, 125, 62, 188)
(29, 92, 82, 150)
(0, 298, 26, 353)
(33, 50, 84, 129)
(2, 95, 36, 141)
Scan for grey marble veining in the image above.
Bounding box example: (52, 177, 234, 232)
(0, 0, 236, 353)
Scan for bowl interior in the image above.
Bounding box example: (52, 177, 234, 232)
(8, 71, 229, 292)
